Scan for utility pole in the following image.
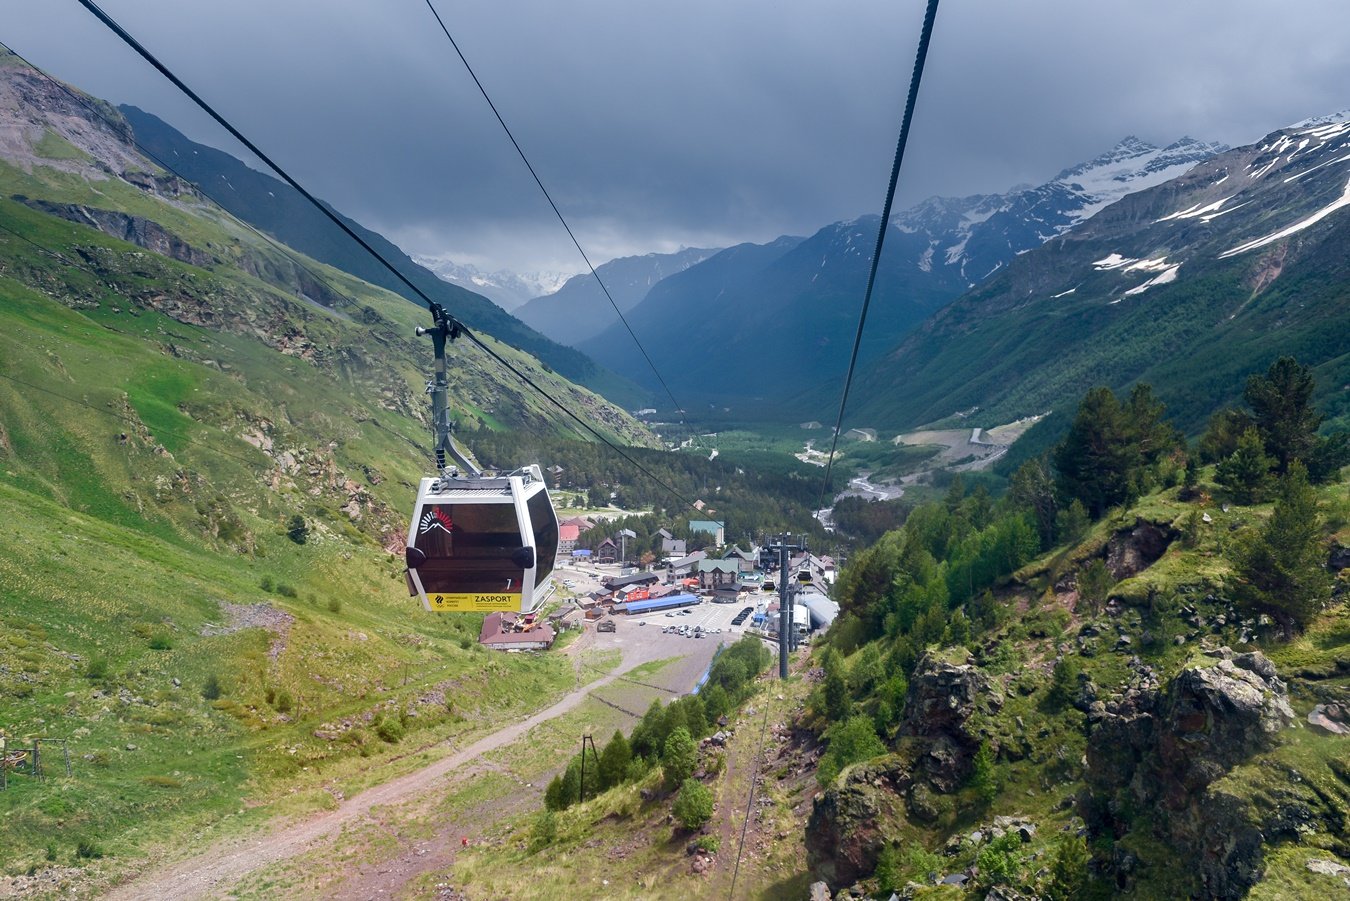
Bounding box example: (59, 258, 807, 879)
(578, 734, 598, 805)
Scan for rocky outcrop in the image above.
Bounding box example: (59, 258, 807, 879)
(1104, 517, 1176, 581)
(804, 757, 912, 889)
(13, 196, 213, 268)
(901, 649, 1002, 792)
(1084, 648, 1305, 898)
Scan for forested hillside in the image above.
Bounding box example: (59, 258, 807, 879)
(798, 362, 1349, 898)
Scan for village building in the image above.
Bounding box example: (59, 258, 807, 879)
(721, 545, 758, 574)
(657, 528, 687, 557)
(478, 611, 555, 651)
(666, 550, 707, 578)
(604, 571, 661, 592)
(561, 515, 596, 534)
(695, 558, 740, 591)
(558, 523, 580, 556)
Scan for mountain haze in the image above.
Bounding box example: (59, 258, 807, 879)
(410, 254, 569, 312)
(515, 246, 719, 348)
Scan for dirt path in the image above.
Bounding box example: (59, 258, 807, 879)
(104, 669, 629, 901)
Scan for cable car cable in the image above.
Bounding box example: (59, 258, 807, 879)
(71, 0, 711, 519)
(74, 0, 452, 326)
(420, 0, 687, 424)
(0, 44, 610, 473)
(815, 0, 942, 514)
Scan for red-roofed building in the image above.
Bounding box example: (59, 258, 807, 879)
(559, 523, 580, 555)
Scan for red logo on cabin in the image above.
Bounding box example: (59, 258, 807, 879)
(418, 507, 454, 535)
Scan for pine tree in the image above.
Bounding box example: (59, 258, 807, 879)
(1076, 559, 1114, 615)
(1230, 462, 1332, 638)
(598, 730, 632, 790)
(1009, 455, 1058, 550)
(1244, 356, 1321, 474)
(969, 740, 998, 804)
(1043, 835, 1090, 901)
(662, 727, 697, 791)
(1215, 427, 1274, 504)
(1054, 387, 1136, 519)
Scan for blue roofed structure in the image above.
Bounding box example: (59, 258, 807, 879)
(618, 593, 700, 615)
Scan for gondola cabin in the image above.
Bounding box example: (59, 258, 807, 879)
(405, 464, 558, 614)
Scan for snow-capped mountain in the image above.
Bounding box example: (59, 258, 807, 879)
(892, 136, 1228, 286)
(410, 255, 571, 312)
(579, 137, 1226, 410)
(846, 114, 1350, 432)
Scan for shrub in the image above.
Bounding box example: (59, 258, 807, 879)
(84, 656, 108, 681)
(694, 834, 720, 854)
(259, 575, 274, 592)
(328, 598, 342, 614)
(375, 716, 404, 744)
(528, 810, 557, 853)
(672, 778, 714, 830)
(276, 583, 298, 598)
(202, 674, 223, 701)
(976, 832, 1023, 888)
(75, 839, 105, 860)
(817, 715, 886, 787)
(287, 514, 309, 544)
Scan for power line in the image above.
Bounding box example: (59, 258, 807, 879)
(421, 0, 686, 423)
(64, 1, 712, 519)
(816, 0, 942, 513)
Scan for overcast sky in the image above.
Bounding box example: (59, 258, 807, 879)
(6, 1, 1350, 275)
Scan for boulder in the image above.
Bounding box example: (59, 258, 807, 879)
(1083, 649, 1303, 898)
(805, 758, 912, 889)
(1308, 703, 1350, 735)
(901, 649, 998, 791)
(1105, 519, 1176, 582)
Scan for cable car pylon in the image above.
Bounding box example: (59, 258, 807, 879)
(404, 303, 559, 614)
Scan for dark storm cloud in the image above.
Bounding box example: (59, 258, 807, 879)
(7, 1, 1350, 273)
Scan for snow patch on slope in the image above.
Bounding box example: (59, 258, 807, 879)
(1219, 176, 1350, 258)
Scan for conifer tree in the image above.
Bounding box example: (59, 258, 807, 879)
(598, 730, 632, 790)
(1244, 356, 1320, 474)
(1230, 462, 1332, 638)
(1215, 427, 1274, 504)
(662, 727, 697, 791)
